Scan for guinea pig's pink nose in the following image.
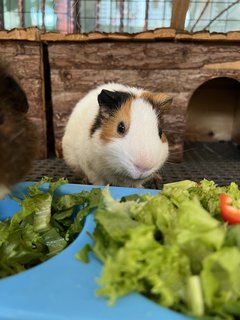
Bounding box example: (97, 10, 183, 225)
(134, 159, 152, 172)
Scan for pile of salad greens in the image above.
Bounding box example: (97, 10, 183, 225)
(78, 179, 240, 320)
(0, 177, 102, 278)
(1, 177, 240, 319)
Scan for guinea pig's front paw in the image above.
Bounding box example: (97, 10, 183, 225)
(80, 176, 91, 185)
(153, 172, 163, 181)
(135, 184, 144, 188)
(143, 172, 163, 189)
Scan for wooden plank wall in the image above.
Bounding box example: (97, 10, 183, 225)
(48, 41, 240, 161)
(0, 32, 239, 161)
(0, 41, 47, 159)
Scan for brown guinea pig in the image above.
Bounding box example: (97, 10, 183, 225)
(0, 65, 38, 198)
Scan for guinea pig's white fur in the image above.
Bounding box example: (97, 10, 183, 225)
(62, 83, 171, 187)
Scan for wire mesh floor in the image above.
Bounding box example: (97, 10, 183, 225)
(25, 142, 240, 189)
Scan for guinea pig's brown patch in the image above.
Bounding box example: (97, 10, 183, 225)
(140, 91, 172, 112)
(161, 132, 167, 143)
(140, 91, 169, 144)
(100, 98, 132, 143)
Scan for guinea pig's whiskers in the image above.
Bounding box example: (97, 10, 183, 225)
(164, 128, 185, 133)
(164, 130, 203, 136)
(169, 146, 199, 157)
(9, 128, 25, 142)
(164, 160, 181, 165)
(9, 152, 20, 165)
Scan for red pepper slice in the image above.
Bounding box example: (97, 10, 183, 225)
(220, 193, 240, 224)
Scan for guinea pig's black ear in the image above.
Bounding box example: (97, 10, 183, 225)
(98, 89, 130, 110)
(0, 71, 29, 113)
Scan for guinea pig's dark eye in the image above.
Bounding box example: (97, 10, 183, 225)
(117, 121, 125, 135)
(158, 127, 163, 138)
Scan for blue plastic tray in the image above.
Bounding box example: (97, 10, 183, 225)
(0, 182, 189, 320)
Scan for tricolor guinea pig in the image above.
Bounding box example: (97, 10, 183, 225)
(62, 83, 172, 187)
(0, 65, 38, 198)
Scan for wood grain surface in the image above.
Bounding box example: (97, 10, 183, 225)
(48, 41, 240, 161)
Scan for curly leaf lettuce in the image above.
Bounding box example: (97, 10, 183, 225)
(77, 179, 240, 320)
(97, 225, 191, 310)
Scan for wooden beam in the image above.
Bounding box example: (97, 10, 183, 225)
(171, 0, 190, 31)
(73, 0, 81, 33)
(67, 0, 74, 33)
(144, 0, 149, 31)
(120, 0, 124, 33)
(95, 0, 100, 32)
(41, 0, 45, 32)
(0, 26, 239, 43)
(18, 0, 25, 28)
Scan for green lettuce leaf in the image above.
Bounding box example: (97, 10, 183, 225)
(97, 224, 191, 308)
(201, 247, 240, 317)
(0, 179, 102, 279)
